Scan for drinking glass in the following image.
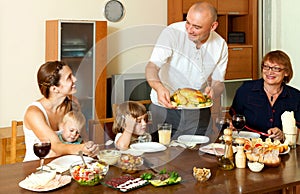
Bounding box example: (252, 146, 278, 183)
(215, 117, 230, 133)
(158, 123, 172, 145)
(232, 114, 246, 137)
(33, 138, 51, 172)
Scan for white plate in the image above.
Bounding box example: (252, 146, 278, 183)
(47, 155, 94, 173)
(19, 174, 71, 192)
(280, 146, 290, 155)
(232, 131, 260, 139)
(176, 102, 213, 110)
(199, 143, 237, 156)
(177, 135, 209, 144)
(130, 142, 167, 153)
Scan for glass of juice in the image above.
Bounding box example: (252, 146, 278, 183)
(158, 123, 172, 145)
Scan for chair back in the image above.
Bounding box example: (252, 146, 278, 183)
(11, 120, 24, 164)
(89, 118, 115, 145)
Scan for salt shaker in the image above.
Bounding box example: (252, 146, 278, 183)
(235, 138, 246, 168)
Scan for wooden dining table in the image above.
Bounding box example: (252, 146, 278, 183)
(1, 143, 300, 194)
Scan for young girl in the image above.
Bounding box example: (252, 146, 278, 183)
(57, 110, 87, 144)
(113, 101, 152, 150)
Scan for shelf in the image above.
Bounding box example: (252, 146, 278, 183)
(46, 20, 108, 120)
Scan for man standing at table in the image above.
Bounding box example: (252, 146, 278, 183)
(145, 2, 228, 140)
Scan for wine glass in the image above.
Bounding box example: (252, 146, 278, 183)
(232, 114, 246, 137)
(215, 117, 230, 133)
(215, 117, 230, 142)
(33, 138, 51, 172)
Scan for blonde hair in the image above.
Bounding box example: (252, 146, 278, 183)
(62, 111, 86, 133)
(112, 101, 147, 134)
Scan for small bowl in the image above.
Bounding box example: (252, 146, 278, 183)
(70, 160, 109, 186)
(248, 161, 264, 172)
(118, 154, 144, 174)
(97, 149, 121, 165)
(193, 167, 211, 182)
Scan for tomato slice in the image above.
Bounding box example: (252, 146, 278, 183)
(244, 144, 252, 150)
(254, 143, 262, 148)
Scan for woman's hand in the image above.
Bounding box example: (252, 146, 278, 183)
(268, 127, 284, 141)
(83, 141, 99, 157)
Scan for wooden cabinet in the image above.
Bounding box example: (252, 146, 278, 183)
(167, 0, 258, 81)
(225, 47, 252, 79)
(182, 0, 217, 14)
(45, 20, 107, 121)
(218, 0, 248, 14)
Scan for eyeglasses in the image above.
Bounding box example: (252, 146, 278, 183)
(261, 64, 285, 72)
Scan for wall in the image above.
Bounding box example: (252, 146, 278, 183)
(268, 0, 300, 90)
(1, 0, 299, 127)
(0, 0, 167, 127)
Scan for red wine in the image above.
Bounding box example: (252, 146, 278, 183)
(232, 120, 246, 130)
(34, 142, 51, 158)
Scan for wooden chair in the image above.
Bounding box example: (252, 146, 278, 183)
(89, 118, 115, 145)
(10, 120, 24, 164)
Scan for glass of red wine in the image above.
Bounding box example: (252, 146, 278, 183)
(33, 138, 51, 172)
(232, 114, 246, 137)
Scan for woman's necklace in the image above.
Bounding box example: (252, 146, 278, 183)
(264, 86, 282, 102)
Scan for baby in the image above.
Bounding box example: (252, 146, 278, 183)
(57, 111, 86, 144)
(113, 101, 152, 150)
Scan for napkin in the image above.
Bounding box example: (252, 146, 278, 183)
(169, 140, 196, 149)
(281, 111, 297, 145)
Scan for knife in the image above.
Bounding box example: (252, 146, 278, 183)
(244, 126, 270, 137)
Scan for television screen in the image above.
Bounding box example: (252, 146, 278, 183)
(125, 79, 151, 101)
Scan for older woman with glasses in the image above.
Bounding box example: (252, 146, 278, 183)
(229, 50, 300, 141)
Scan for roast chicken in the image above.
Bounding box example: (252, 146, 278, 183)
(170, 88, 212, 108)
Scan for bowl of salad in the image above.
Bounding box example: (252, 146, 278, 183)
(70, 160, 109, 186)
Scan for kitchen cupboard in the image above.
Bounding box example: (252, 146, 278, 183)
(167, 0, 258, 80)
(45, 20, 107, 122)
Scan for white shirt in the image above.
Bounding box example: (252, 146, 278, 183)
(149, 21, 228, 105)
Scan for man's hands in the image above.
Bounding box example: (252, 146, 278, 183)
(156, 85, 176, 109)
(204, 86, 214, 99)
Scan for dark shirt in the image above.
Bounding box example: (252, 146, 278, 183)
(230, 79, 300, 134)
